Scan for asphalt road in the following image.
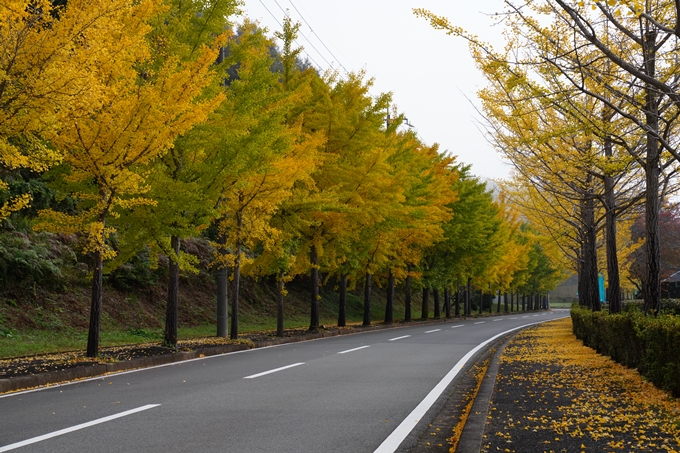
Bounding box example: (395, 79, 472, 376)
(0, 310, 569, 453)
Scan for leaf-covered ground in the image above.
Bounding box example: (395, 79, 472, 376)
(482, 318, 680, 453)
(0, 326, 363, 380)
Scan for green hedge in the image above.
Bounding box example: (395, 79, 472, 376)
(571, 305, 680, 397)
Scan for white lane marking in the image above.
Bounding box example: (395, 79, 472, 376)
(510, 317, 518, 319)
(424, 329, 441, 334)
(451, 325, 464, 329)
(373, 316, 570, 453)
(533, 314, 539, 317)
(337, 345, 370, 354)
(1, 345, 280, 399)
(243, 362, 305, 379)
(474, 321, 485, 325)
(0, 404, 160, 452)
(522, 316, 529, 318)
(389, 335, 411, 342)
(493, 319, 503, 322)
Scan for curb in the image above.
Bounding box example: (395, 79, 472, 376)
(455, 335, 513, 452)
(404, 332, 516, 453)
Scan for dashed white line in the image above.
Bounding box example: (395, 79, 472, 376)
(337, 345, 370, 354)
(451, 325, 464, 329)
(474, 321, 485, 325)
(424, 329, 441, 334)
(493, 319, 503, 322)
(389, 335, 411, 342)
(0, 404, 160, 452)
(243, 362, 305, 379)
(522, 316, 529, 318)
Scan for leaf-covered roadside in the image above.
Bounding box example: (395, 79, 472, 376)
(0, 328, 312, 380)
(482, 318, 680, 453)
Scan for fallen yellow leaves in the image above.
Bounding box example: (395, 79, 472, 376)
(482, 317, 680, 453)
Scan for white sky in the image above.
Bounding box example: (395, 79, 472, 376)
(239, 0, 512, 180)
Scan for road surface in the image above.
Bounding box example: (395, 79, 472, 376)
(0, 310, 569, 453)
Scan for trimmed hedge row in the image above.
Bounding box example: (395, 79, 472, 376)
(571, 305, 680, 397)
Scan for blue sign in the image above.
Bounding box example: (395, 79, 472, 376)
(598, 274, 605, 302)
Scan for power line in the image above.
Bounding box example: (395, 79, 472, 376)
(287, 0, 349, 74)
(272, 0, 336, 71)
(258, 0, 282, 28)
(258, 0, 323, 69)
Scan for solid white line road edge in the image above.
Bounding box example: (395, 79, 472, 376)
(373, 316, 569, 453)
(243, 362, 305, 379)
(0, 404, 160, 452)
(337, 345, 370, 354)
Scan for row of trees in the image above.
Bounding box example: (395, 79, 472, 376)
(416, 0, 680, 314)
(0, 0, 563, 356)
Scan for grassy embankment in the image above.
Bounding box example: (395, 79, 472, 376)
(0, 275, 416, 358)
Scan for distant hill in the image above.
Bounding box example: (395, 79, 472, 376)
(551, 274, 578, 303)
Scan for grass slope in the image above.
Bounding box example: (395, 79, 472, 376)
(0, 274, 415, 358)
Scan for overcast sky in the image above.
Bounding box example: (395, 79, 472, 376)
(239, 0, 511, 180)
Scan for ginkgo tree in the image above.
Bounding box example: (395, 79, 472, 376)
(281, 70, 395, 331)
(370, 132, 457, 324)
(110, 0, 240, 348)
(34, 0, 225, 357)
(0, 0, 147, 220)
(497, 0, 680, 313)
(181, 19, 322, 340)
(415, 4, 658, 312)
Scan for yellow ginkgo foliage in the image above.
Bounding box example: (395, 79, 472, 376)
(33, 0, 225, 357)
(0, 0, 156, 220)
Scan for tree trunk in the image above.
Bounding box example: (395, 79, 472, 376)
(603, 136, 622, 314)
(478, 287, 483, 315)
(86, 249, 103, 358)
(363, 273, 372, 326)
(230, 213, 243, 340)
(276, 272, 285, 337)
(384, 269, 394, 324)
(338, 274, 347, 327)
(466, 278, 472, 316)
(455, 280, 460, 317)
(216, 231, 228, 338)
(497, 290, 501, 313)
(421, 288, 429, 320)
(643, 31, 661, 314)
(405, 264, 412, 322)
(164, 235, 180, 348)
(453, 280, 460, 318)
(444, 288, 451, 319)
(504, 292, 508, 313)
(488, 286, 493, 314)
(309, 245, 320, 331)
(581, 179, 600, 311)
(433, 289, 440, 319)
